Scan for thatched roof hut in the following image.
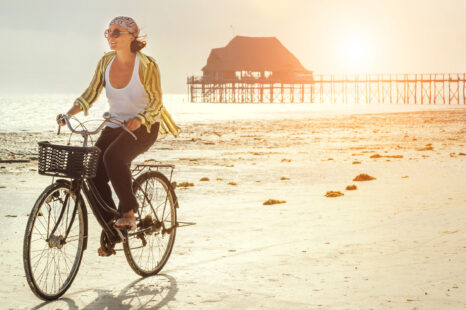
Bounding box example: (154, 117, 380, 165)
(201, 36, 312, 81)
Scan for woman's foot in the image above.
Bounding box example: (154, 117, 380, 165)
(98, 220, 116, 257)
(115, 210, 137, 231)
(98, 247, 111, 257)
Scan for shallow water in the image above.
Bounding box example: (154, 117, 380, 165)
(0, 93, 464, 132)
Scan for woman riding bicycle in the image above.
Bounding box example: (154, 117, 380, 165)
(58, 16, 180, 256)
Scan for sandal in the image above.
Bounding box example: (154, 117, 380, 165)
(98, 246, 114, 257)
(115, 216, 137, 231)
(98, 227, 117, 257)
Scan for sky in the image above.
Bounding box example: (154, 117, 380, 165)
(1, 0, 466, 94)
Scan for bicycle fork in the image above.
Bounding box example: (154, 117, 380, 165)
(47, 179, 89, 250)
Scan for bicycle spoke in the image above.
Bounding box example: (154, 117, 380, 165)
(40, 250, 52, 291)
(59, 249, 72, 277)
(31, 243, 50, 274)
(52, 251, 58, 293)
(57, 252, 67, 291)
(153, 236, 161, 266)
(137, 245, 143, 266)
(65, 237, 80, 243)
(32, 230, 47, 242)
(38, 249, 51, 284)
(30, 247, 49, 253)
(64, 240, 79, 247)
(34, 214, 49, 238)
(145, 237, 152, 269)
(156, 235, 164, 262)
(47, 250, 57, 292)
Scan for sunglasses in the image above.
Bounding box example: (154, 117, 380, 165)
(104, 29, 131, 38)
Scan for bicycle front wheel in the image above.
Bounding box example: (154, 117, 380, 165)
(124, 171, 177, 276)
(23, 181, 85, 300)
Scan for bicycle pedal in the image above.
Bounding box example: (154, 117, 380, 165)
(113, 226, 127, 243)
(114, 224, 136, 231)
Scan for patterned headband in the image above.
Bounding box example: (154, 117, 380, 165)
(109, 16, 139, 37)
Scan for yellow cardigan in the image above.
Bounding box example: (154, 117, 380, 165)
(73, 51, 180, 137)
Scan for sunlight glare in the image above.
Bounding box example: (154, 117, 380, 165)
(339, 33, 372, 72)
(346, 39, 367, 61)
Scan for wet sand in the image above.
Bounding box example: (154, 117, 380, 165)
(0, 108, 465, 309)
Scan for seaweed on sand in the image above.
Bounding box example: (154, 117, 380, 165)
(263, 199, 286, 205)
(353, 174, 376, 181)
(325, 191, 344, 197)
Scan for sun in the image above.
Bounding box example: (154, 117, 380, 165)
(339, 34, 372, 72)
(346, 39, 367, 61)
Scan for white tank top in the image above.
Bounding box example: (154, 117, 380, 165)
(105, 54, 149, 128)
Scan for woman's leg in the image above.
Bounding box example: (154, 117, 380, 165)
(103, 123, 160, 217)
(92, 127, 121, 223)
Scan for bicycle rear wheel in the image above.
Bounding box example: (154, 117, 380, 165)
(124, 171, 177, 276)
(23, 181, 85, 300)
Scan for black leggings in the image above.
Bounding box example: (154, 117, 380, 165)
(92, 123, 160, 222)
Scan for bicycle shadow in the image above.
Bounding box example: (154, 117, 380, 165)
(30, 274, 178, 310)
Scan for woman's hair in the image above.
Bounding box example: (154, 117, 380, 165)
(131, 38, 146, 52)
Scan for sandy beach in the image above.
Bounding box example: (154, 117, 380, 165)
(0, 107, 465, 309)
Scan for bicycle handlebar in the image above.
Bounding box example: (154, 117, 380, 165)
(57, 112, 137, 142)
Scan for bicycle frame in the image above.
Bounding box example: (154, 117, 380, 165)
(48, 114, 179, 252)
(49, 164, 178, 252)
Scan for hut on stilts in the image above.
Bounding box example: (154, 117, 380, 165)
(187, 35, 313, 103)
(187, 36, 466, 104)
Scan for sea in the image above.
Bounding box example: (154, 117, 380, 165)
(0, 93, 463, 132)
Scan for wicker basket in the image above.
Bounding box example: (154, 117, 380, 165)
(38, 141, 101, 178)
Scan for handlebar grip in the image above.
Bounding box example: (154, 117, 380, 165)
(56, 113, 67, 135)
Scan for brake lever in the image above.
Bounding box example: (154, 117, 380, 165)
(122, 122, 138, 140)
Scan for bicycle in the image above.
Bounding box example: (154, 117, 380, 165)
(23, 112, 179, 300)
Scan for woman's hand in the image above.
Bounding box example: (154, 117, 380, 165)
(126, 117, 142, 131)
(56, 113, 71, 126)
(56, 114, 66, 126)
(57, 106, 80, 126)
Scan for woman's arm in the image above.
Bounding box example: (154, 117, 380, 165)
(57, 56, 105, 125)
(66, 104, 82, 117)
(73, 57, 105, 115)
(135, 60, 163, 131)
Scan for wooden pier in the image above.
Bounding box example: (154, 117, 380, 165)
(187, 73, 466, 105)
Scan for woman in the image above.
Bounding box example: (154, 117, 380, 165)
(58, 16, 180, 256)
